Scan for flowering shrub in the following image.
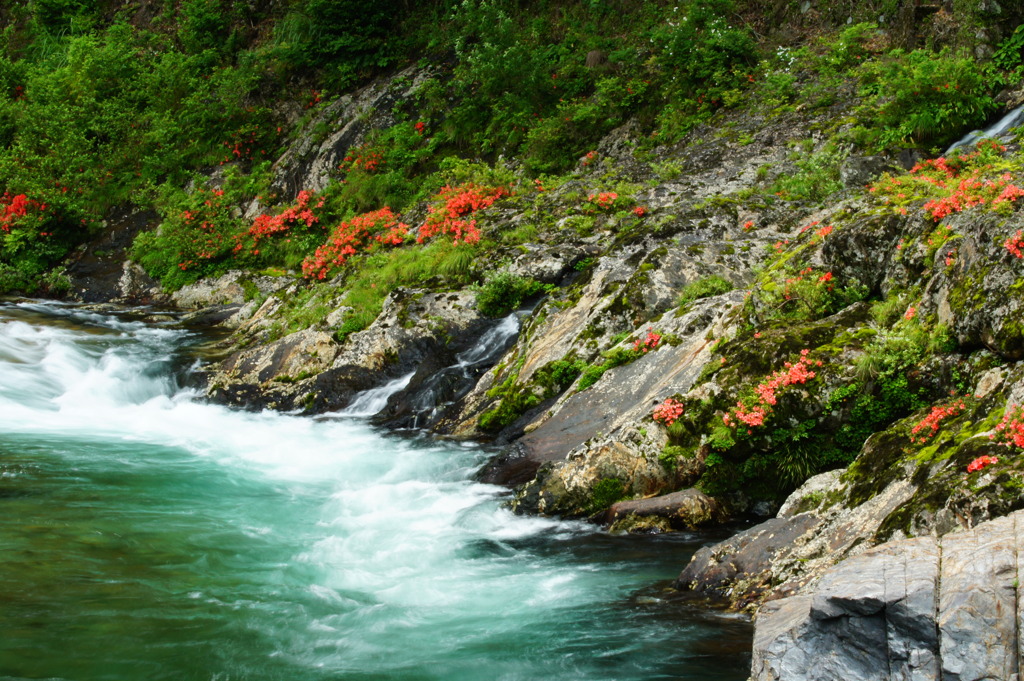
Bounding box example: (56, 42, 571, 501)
(910, 399, 966, 444)
(1005, 230, 1024, 259)
(747, 265, 866, 325)
(130, 178, 249, 288)
(632, 328, 662, 353)
(722, 350, 821, 431)
(633, 206, 647, 217)
(0, 193, 44, 233)
(418, 183, 511, 245)
(586, 191, 619, 212)
(652, 398, 685, 426)
(784, 267, 833, 298)
(302, 207, 409, 280)
(219, 119, 275, 165)
(992, 404, 1024, 450)
(341, 145, 384, 173)
(854, 49, 995, 148)
(870, 140, 1024, 221)
(246, 190, 325, 246)
(967, 455, 999, 473)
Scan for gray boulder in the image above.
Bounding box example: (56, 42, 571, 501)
(751, 511, 1024, 681)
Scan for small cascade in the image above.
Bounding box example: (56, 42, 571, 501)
(453, 312, 522, 370)
(410, 311, 523, 426)
(335, 371, 416, 417)
(366, 312, 523, 429)
(946, 103, 1024, 154)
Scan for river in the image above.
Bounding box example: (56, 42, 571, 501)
(0, 301, 751, 681)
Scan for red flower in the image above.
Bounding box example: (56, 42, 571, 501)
(652, 398, 685, 426)
(967, 455, 998, 473)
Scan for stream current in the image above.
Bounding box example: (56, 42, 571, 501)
(0, 301, 751, 680)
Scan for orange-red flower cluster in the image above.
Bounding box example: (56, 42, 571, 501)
(302, 207, 409, 280)
(724, 350, 821, 431)
(342, 146, 384, 173)
(247, 190, 324, 243)
(1005, 230, 1024, 259)
(417, 183, 510, 245)
(870, 140, 1024, 221)
(587, 192, 618, 211)
(910, 400, 966, 444)
(0, 193, 43, 233)
(992, 404, 1024, 450)
(967, 455, 999, 473)
(652, 398, 685, 426)
(632, 328, 661, 354)
(922, 176, 1024, 220)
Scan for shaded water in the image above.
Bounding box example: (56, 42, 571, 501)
(0, 302, 751, 680)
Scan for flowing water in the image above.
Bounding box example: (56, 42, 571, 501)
(946, 103, 1024, 154)
(0, 301, 752, 681)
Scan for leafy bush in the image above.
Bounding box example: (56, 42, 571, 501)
(273, 0, 407, 87)
(650, 0, 758, 140)
(747, 266, 868, 326)
(474, 271, 543, 317)
(771, 143, 846, 202)
(853, 48, 997, 149)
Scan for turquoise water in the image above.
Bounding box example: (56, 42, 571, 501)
(0, 302, 751, 681)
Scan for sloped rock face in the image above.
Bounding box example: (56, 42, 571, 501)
(65, 208, 161, 304)
(268, 64, 437, 201)
(488, 290, 741, 481)
(751, 511, 1024, 681)
(203, 288, 486, 413)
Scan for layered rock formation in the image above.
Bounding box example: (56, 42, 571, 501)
(752, 510, 1024, 681)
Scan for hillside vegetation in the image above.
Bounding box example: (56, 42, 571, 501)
(2, 0, 1024, 521)
(0, 0, 1019, 296)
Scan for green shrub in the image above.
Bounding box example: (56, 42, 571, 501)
(771, 143, 846, 202)
(853, 48, 997, 149)
(474, 271, 543, 317)
(994, 24, 1024, 74)
(534, 357, 587, 396)
(649, 0, 758, 140)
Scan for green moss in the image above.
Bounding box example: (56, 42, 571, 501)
(677, 274, 733, 308)
(589, 477, 627, 513)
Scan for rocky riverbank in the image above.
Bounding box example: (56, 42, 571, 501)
(56, 56, 1024, 680)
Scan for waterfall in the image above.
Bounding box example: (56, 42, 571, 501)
(946, 103, 1024, 154)
(407, 311, 523, 427)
